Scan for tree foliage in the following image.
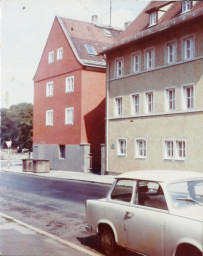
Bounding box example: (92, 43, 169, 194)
(0, 103, 33, 150)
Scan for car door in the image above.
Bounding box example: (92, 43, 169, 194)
(126, 181, 168, 256)
(109, 179, 136, 248)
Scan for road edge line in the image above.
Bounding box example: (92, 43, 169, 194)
(0, 212, 102, 256)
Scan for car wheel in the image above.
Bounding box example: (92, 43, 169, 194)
(101, 228, 116, 256)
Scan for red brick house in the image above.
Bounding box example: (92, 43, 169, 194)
(33, 16, 121, 172)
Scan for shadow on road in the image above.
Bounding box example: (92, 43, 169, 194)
(77, 235, 139, 256)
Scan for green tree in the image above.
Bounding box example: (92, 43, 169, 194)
(0, 103, 33, 150)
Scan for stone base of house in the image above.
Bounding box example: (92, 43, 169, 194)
(33, 143, 90, 173)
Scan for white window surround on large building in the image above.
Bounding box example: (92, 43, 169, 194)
(46, 110, 53, 126)
(131, 52, 141, 73)
(48, 51, 54, 63)
(115, 58, 124, 77)
(114, 97, 123, 117)
(165, 87, 176, 112)
(182, 35, 195, 60)
(145, 91, 154, 114)
(182, 84, 195, 110)
(66, 76, 74, 93)
(145, 48, 155, 70)
(131, 94, 140, 115)
(135, 139, 147, 159)
(117, 138, 127, 157)
(65, 107, 74, 125)
(163, 139, 186, 161)
(57, 47, 63, 60)
(165, 41, 177, 64)
(46, 81, 54, 97)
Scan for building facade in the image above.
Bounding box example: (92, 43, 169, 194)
(103, 1, 203, 174)
(33, 16, 121, 172)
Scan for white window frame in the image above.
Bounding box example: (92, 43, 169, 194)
(166, 41, 176, 64)
(163, 139, 186, 161)
(131, 94, 140, 115)
(131, 52, 141, 73)
(149, 12, 157, 26)
(117, 138, 127, 157)
(135, 139, 147, 159)
(182, 1, 192, 13)
(145, 48, 155, 70)
(164, 140, 174, 160)
(48, 51, 54, 63)
(182, 35, 195, 60)
(46, 110, 53, 126)
(182, 84, 195, 110)
(66, 76, 74, 93)
(114, 97, 123, 117)
(145, 91, 154, 114)
(46, 81, 54, 97)
(176, 140, 186, 160)
(57, 47, 63, 60)
(65, 107, 74, 125)
(115, 58, 124, 77)
(165, 87, 176, 112)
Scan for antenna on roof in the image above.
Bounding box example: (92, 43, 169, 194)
(110, 0, 112, 26)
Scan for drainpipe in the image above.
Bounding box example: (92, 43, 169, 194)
(106, 60, 110, 174)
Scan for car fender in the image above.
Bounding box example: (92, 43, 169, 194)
(97, 219, 118, 243)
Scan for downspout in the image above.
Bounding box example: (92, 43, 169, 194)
(106, 60, 110, 174)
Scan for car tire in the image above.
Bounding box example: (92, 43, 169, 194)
(101, 228, 116, 256)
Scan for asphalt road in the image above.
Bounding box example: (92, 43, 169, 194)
(0, 170, 138, 256)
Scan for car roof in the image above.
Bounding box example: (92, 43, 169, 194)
(116, 170, 203, 183)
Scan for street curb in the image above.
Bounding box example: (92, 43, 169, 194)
(0, 169, 114, 185)
(0, 212, 103, 256)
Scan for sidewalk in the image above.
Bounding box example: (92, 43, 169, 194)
(0, 160, 116, 184)
(0, 212, 102, 256)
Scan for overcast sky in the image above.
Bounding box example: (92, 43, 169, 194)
(1, 0, 149, 108)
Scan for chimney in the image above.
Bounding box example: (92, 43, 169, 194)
(124, 21, 131, 29)
(92, 15, 98, 24)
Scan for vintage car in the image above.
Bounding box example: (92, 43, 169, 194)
(85, 170, 203, 256)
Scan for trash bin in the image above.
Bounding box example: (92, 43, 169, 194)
(33, 160, 50, 173)
(22, 159, 33, 172)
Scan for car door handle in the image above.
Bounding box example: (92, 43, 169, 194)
(124, 211, 134, 219)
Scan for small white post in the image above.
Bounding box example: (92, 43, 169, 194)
(6, 140, 12, 169)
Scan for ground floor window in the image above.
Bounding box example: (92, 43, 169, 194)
(164, 139, 186, 161)
(135, 139, 146, 159)
(59, 145, 65, 159)
(117, 138, 127, 157)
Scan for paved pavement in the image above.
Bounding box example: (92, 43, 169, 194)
(0, 212, 102, 256)
(0, 159, 116, 184)
(0, 159, 116, 256)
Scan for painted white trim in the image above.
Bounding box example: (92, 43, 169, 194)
(165, 40, 177, 65)
(131, 93, 140, 116)
(114, 57, 124, 78)
(181, 34, 195, 61)
(135, 138, 147, 159)
(144, 91, 154, 114)
(181, 83, 195, 111)
(109, 56, 203, 82)
(131, 51, 141, 74)
(108, 109, 203, 121)
(65, 107, 74, 125)
(46, 81, 54, 97)
(164, 86, 176, 112)
(46, 109, 53, 126)
(144, 47, 155, 70)
(117, 137, 127, 157)
(65, 76, 74, 93)
(114, 96, 123, 117)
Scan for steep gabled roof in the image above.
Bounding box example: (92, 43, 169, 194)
(57, 16, 122, 68)
(100, 1, 203, 55)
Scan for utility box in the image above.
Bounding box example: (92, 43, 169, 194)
(33, 160, 50, 173)
(22, 159, 33, 172)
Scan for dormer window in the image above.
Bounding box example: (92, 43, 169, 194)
(182, 1, 192, 13)
(149, 12, 157, 26)
(85, 44, 97, 55)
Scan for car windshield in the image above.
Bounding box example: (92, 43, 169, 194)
(168, 180, 203, 208)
